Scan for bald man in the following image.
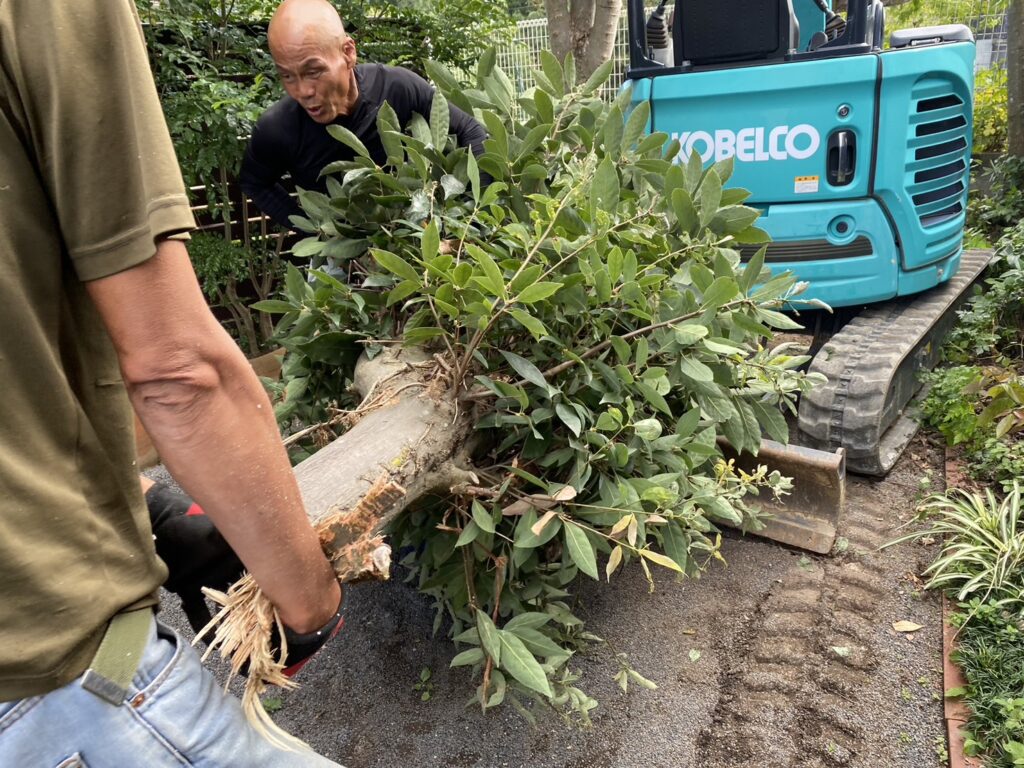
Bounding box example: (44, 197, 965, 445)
(241, 0, 487, 231)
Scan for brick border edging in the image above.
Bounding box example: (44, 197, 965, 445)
(943, 447, 983, 768)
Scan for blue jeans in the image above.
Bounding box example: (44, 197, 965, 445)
(0, 618, 343, 767)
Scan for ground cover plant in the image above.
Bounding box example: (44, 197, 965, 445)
(908, 220, 1024, 766)
(204, 52, 826, 740)
(888, 486, 1024, 766)
(921, 222, 1024, 491)
(948, 600, 1024, 767)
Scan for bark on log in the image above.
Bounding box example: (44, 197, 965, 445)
(292, 347, 475, 582)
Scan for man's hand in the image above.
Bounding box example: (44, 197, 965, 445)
(275, 589, 345, 677)
(144, 480, 245, 636)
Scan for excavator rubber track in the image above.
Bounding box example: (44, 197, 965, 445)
(797, 249, 992, 476)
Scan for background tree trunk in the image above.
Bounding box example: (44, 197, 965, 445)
(544, 0, 623, 81)
(1009, 0, 1024, 156)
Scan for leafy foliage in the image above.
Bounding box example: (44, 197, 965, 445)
(261, 52, 823, 716)
(949, 600, 1024, 767)
(887, 484, 1024, 609)
(137, 0, 278, 204)
(974, 65, 1010, 154)
(189, 232, 284, 355)
(922, 222, 1024, 490)
(969, 156, 1024, 243)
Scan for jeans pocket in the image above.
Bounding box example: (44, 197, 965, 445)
(54, 753, 90, 768)
(131, 621, 183, 699)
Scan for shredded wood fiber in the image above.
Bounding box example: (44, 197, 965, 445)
(198, 476, 407, 750)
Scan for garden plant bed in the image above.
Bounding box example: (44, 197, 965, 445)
(154, 434, 952, 767)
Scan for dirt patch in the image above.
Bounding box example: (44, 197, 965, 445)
(152, 436, 948, 767)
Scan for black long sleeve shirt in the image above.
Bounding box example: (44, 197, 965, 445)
(240, 63, 487, 228)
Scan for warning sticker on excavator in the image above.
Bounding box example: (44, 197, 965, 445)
(794, 175, 819, 194)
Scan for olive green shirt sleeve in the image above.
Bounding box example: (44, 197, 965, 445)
(0, 0, 195, 281)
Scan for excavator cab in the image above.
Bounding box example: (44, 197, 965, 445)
(626, 0, 977, 309)
(624, 1, 992, 550)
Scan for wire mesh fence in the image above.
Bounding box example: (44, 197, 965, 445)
(495, 0, 1010, 105)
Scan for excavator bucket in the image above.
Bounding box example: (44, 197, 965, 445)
(719, 439, 845, 554)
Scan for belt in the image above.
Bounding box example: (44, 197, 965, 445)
(80, 607, 153, 705)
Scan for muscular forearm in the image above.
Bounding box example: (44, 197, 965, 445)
(89, 240, 339, 632)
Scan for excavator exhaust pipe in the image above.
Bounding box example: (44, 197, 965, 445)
(719, 439, 845, 554)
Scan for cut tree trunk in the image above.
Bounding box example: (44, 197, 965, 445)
(292, 348, 476, 582)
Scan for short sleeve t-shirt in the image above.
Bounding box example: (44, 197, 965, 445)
(0, 0, 195, 700)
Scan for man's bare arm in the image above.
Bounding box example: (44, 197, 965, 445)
(87, 239, 340, 633)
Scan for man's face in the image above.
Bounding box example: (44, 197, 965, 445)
(273, 35, 357, 124)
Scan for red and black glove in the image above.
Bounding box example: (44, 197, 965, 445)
(274, 590, 345, 678)
(145, 482, 245, 637)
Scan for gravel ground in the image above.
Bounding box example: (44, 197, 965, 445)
(149, 435, 947, 768)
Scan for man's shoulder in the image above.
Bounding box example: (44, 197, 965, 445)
(358, 63, 428, 95)
(256, 96, 303, 130)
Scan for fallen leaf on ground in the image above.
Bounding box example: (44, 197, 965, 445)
(688, 649, 701, 663)
(892, 620, 923, 633)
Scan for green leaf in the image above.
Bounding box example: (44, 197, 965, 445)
(326, 124, 370, 159)
(451, 648, 485, 667)
(516, 282, 562, 304)
(387, 280, 420, 307)
(467, 151, 481, 202)
(510, 308, 547, 339)
(372, 249, 421, 284)
(698, 169, 723, 225)
(539, 49, 564, 96)
(477, 48, 497, 84)
(482, 111, 509, 158)
(750, 400, 789, 444)
(476, 610, 502, 666)
(679, 357, 715, 382)
(581, 58, 614, 95)
(430, 90, 450, 148)
(592, 156, 620, 217)
(502, 350, 549, 391)
(671, 188, 699, 236)
(556, 403, 583, 437)
(634, 418, 663, 441)
(504, 612, 554, 632)
(637, 381, 671, 414)
(701, 277, 739, 310)
(673, 323, 709, 345)
(472, 500, 496, 534)
(623, 102, 651, 153)
(602, 106, 624, 157)
(456, 520, 481, 547)
(564, 522, 599, 580)
(498, 630, 553, 697)
(713, 205, 761, 235)
(421, 219, 440, 261)
(739, 246, 767, 293)
(465, 243, 505, 297)
(684, 149, 704, 194)
(251, 300, 297, 314)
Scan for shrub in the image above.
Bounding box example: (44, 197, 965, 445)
(189, 232, 284, 356)
(256, 52, 823, 716)
(949, 600, 1024, 767)
(968, 156, 1024, 242)
(973, 66, 1009, 155)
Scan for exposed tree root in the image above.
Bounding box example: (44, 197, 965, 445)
(197, 347, 475, 748)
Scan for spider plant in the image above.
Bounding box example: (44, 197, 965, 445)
(885, 483, 1023, 609)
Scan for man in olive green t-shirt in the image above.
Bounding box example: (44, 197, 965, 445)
(0, 1, 344, 764)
